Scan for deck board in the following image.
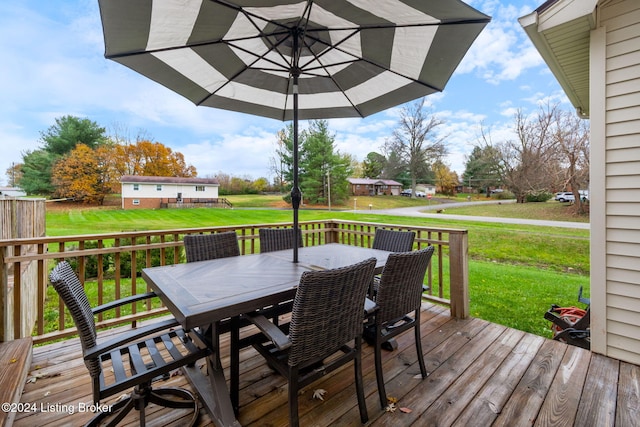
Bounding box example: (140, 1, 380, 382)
(12, 303, 640, 427)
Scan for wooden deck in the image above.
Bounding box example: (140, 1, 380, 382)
(13, 303, 640, 427)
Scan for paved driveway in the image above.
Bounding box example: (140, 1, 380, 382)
(354, 199, 590, 230)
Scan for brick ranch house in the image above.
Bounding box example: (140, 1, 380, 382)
(348, 178, 403, 196)
(120, 175, 220, 209)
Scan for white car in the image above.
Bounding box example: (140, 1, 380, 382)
(400, 189, 426, 197)
(555, 191, 589, 202)
(555, 192, 574, 202)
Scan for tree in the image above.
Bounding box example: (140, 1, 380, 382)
(51, 144, 110, 204)
(496, 105, 559, 203)
(553, 109, 590, 213)
(40, 115, 107, 155)
(252, 177, 270, 193)
(19, 150, 56, 195)
(385, 99, 446, 197)
(433, 161, 459, 196)
(270, 125, 295, 193)
(110, 140, 197, 178)
(20, 115, 108, 195)
(298, 120, 352, 205)
(463, 144, 503, 195)
(361, 152, 386, 178)
(5, 163, 22, 187)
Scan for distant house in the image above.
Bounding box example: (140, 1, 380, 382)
(348, 178, 403, 196)
(120, 175, 220, 209)
(416, 184, 436, 196)
(0, 187, 26, 198)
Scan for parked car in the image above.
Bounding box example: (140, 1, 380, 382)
(555, 192, 574, 202)
(555, 191, 589, 202)
(400, 189, 425, 197)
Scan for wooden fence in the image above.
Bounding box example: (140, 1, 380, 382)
(0, 199, 46, 341)
(0, 219, 468, 344)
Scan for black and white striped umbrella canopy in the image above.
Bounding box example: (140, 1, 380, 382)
(99, 0, 489, 121)
(98, 0, 489, 262)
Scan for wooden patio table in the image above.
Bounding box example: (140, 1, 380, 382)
(141, 243, 392, 427)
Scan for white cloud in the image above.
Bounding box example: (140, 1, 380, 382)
(0, 1, 575, 187)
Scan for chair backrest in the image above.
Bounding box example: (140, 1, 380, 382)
(288, 257, 377, 367)
(49, 261, 101, 378)
(372, 228, 415, 252)
(184, 231, 240, 262)
(259, 228, 303, 253)
(375, 247, 435, 323)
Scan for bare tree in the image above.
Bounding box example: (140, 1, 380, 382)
(385, 99, 446, 197)
(497, 104, 560, 203)
(553, 109, 590, 213)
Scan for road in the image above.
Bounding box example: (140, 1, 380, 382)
(353, 199, 590, 230)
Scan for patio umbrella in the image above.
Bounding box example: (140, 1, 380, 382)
(98, 0, 490, 262)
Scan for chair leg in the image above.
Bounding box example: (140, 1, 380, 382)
(414, 311, 427, 378)
(230, 316, 240, 415)
(374, 329, 387, 409)
(289, 367, 300, 427)
(354, 337, 369, 423)
(85, 397, 133, 427)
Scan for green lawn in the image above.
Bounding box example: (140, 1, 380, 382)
(45, 198, 590, 338)
(439, 199, 590, 223)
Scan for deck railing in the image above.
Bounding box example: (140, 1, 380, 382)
(0, 220, 468, 344)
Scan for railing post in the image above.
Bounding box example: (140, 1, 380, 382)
(0, 245, 7, 341)
(448, 231, 469, 319)
(324, 220, 339, 244)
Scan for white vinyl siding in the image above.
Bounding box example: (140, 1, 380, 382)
(601, 0, 640, 364)
(121, 179, 219, 201)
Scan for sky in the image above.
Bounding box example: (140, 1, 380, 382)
(0, 0, 571, 186)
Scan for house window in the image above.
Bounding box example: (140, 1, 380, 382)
(195, 186, 205, 192)
(133, 199, 140, 205)
(156, 184, 162, 191)
(133, 184, 139, 191)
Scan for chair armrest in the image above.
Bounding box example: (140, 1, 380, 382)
(245, 312, 291, 351)
(92, 292, 158, 315)
(84, 317, 180, 361)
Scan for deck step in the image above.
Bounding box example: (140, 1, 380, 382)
(0, 337, 33, 427)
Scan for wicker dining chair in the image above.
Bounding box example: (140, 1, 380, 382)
(258, 227, 303, 253)
(371, 246, 435, 409)
(49, 261, 209, 427)
(245, 258, 377, 427)
(372, 228, 415, 252)
(370, 228, 418, 299)
(183, 231, 240, 262)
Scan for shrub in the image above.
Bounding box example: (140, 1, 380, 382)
(491, 190, 514, 200)
(526, 191, 553, 202)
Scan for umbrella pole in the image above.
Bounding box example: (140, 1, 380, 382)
(291, 71, 301, 263)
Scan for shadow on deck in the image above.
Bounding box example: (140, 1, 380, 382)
(13, 303, 640, 426)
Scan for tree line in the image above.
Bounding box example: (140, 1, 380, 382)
(8, 100, 588, 210)
(8, 116, 197, 204)
(462, 102, 590, 213)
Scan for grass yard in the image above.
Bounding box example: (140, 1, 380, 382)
(44, 197, 590, 339)
(439, 199, 590, 223)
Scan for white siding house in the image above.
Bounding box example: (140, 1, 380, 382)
(0, 187, 26, 198)
(120, 175, 220, 209)
(521, 0, 640, 364)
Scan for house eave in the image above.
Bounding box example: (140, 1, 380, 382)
(519, 0, 597, 118)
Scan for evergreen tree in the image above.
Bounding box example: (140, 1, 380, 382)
(19, 116, 107, 195)
(19, 150, 56, 195)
